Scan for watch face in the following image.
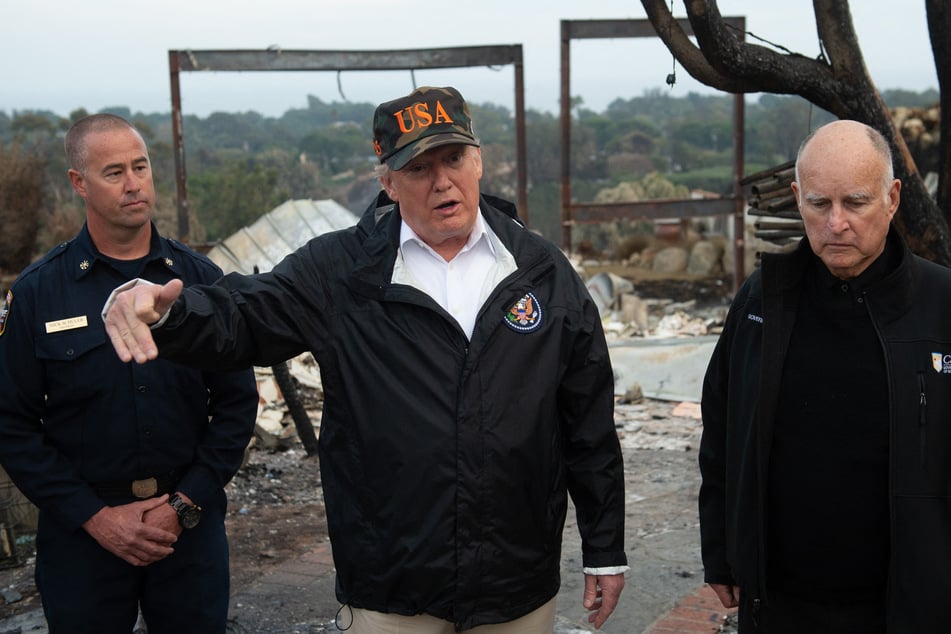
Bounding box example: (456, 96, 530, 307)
(170, 494, 202, 529)
(181, 507, 201, 529)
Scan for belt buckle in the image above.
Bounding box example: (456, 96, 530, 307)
(131, 477, 158, 498)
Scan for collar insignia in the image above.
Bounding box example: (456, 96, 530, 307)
(0, 290, 11, 337)
(503, 291, 543, 333)
(80, 260, 90, 270)
(165, 258, 174, 267)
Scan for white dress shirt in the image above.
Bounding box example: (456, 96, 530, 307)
(392, 210, 516, 340)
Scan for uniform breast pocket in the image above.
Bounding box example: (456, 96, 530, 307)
(35, 326, 112, 396)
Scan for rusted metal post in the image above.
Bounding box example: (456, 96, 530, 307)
(558, 18, 747, 270)
(513, 59, 528, 225)
(559, 21, 572, 253)
(168, 51, 189, 243)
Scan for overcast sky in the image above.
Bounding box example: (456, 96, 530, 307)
(1, 1, 937, 118)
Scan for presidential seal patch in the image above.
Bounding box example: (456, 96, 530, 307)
(0, 290, 11, 337)
(503, 292, 542, 333)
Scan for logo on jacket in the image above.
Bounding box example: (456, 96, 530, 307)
(932, 352, 951, 373)
(504, 292, 543, 333)
(0, 290, 10, 337)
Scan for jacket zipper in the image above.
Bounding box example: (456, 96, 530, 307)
(917, 371, 928, 471)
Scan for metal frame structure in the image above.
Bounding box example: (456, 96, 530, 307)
(559, 18, 747, 287)
(168, 46, 527, 242)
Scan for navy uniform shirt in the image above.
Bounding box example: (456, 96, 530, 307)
(0, 223, 258, 531)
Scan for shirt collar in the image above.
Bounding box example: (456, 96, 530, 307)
(811, 233, 899, 294)
(69, 223, 179, 280)
(398, 208, 496, 261)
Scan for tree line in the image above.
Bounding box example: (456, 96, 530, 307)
(0, 87, 938, 277)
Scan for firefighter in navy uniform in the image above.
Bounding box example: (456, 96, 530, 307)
(0, 114, 257, 633)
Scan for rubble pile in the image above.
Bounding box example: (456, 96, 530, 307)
(252, 355, 323, 451)
(586, 271, 729, 340)
(615, 400, 703, 452)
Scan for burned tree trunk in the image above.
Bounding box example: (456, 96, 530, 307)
(271, 360, 319, 456)
(926, 0, 951, 227)
(252, 263, 318, 457)
(641, 0, 951, 265)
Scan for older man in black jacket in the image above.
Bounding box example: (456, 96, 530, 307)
(700, 119, 951, 632)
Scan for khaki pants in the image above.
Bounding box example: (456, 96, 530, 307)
(344, 597, 557, 634)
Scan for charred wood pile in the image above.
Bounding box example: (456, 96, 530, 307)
(742, 159, 802, 246)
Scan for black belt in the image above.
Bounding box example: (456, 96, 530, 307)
(92, 469, 183, 499)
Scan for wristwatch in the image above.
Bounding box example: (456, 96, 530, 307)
(168, 493, 202, 529)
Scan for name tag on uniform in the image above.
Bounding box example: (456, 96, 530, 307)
(45, 316, 88, 334)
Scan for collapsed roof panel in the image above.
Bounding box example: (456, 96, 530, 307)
(206, 199, 359, 275)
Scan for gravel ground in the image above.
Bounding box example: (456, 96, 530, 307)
(0, 397, 720, 634)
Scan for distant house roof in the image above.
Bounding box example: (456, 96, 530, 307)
(205, 199, 359, 275)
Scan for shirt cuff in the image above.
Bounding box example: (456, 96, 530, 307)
(583, 565, 630, 576)
(100, 278, 171, 329)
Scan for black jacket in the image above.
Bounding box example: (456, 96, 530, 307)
(155, 193, 627, 630)
(699, 227, 951, 631)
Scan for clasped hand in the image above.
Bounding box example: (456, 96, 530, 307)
(83, 495, 178, 566)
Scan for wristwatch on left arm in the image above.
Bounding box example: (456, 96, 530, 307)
(168, 493, 202, 529)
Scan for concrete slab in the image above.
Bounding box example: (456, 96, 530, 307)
(608, 336, 718, 403)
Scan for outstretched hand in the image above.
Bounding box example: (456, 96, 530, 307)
(103, 278, 184, 363)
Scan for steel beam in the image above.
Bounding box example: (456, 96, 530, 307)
(168, 45, 527, 240)
(569, 198, 739, 223)
(175, 46, 524, 72)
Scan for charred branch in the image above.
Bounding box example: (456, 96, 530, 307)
(640, 0, 951, 265)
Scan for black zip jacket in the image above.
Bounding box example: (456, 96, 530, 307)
(699, 227, 951, 631)
(153, 193, 627, 630)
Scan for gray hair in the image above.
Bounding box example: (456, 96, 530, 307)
(374, 162, 390, 180)
(373, 143, 479, 181)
